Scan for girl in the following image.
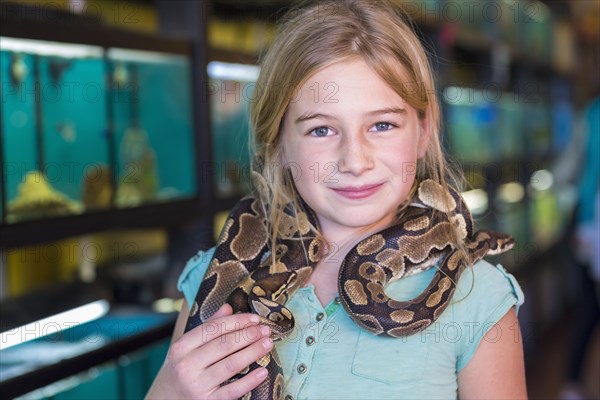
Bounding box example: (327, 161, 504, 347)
(147, 0, 527, 399)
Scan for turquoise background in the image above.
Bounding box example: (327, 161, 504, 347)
(1, 52, 38, 202)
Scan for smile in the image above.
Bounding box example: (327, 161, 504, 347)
(331, 183, 384, 200)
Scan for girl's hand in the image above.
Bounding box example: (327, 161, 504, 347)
(146, 303, 273, 399)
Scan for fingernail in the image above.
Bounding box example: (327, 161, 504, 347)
(261, 325, 270, 336)
(262, 337, 273, 349)
(256, 368, 268, 379)
(249, 314, 260, 323)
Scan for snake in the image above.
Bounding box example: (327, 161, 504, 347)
(184, 177, 515, 400)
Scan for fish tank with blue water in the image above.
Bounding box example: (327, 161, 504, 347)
(523, 101, 552, 158)
(0, 36, 197, 224)
(496, 94, 525, 160)
(108, 48, 196, 209)
(207, 61, 259, 199)
(442, 86, 500, 163)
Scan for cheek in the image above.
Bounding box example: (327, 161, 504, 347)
(281, 145, 313, 188)
(385, 141, 419, 163)
(381, 144, 419, 183)
(286, 146, 331, 181)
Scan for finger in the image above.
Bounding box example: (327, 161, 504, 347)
(195, 324, 270, 370)
(206, 303, 233, 321)
(210, 367, 268, 400)
(177, 312, 260, 355)
(202, 333, 273, 389)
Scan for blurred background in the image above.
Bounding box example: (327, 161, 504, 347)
(0, 0, 598, 398)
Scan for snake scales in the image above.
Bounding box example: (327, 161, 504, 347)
(184, 178, 514, 399)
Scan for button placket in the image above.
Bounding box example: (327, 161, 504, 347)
(289, 287, 325, 396)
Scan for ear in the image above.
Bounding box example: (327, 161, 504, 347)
(417, 113, 431, 159)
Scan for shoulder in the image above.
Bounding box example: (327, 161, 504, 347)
(176, 247, 216, 309)
(385, 258, 525, 313)
(452, 258, 525, 371)
(454, 258, 525, 315)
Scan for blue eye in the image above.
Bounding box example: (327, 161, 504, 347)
(310, 126, 331, 137)
(372, 122, 394, 132)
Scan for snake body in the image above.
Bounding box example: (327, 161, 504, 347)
(185, 179, 514, 399)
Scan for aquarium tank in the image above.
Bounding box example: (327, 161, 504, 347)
(207, 61, 259, 199)
(442, 86, 499, 163)
(0, 36, 197, 224)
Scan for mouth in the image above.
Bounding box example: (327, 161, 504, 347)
(331, 183, 384, 200)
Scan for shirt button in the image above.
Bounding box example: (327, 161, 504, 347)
(335, 296, 342, 304)
(305, 336, 315, 346)
(316, 312, 325, 321)
(284, 396, 293, 400)
(297, 363, 307, 374)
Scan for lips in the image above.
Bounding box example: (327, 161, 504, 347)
(331, 183, 384, 200)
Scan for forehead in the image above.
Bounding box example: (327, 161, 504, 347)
(289, 58, 408, 111)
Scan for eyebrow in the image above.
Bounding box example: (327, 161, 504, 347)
(294, 107, 407, 124)
(294, 112, 330, 124)
(366, 107, 408, 117)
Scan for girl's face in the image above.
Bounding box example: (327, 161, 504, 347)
(281, 58, 429, 241)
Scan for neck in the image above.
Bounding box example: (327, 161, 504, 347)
(318, 212, 397, 264)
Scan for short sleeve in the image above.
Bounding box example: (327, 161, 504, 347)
(454, 259, 525, 372)
(177, 247, 215, 310)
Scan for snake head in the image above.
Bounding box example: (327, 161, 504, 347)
(250, 271, 298, 304)
(248, 275, 297, 340)
(495, 234, 515, 253)
(487, 232, 516, 255)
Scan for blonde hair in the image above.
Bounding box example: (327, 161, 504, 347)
(249, 0, 471, 270)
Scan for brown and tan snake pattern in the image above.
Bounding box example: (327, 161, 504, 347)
(184, 178, 515, 400)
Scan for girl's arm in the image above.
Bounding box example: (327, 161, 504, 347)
(457, 307, 528, 399)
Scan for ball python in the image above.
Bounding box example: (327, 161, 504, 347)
(184, 178, 515, 399)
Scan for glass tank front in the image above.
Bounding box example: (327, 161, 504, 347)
(443, 86, 499, 163)
(108, 48, 196, 208)
(0, 37, 197, 224)
(207, 61, 259, 199)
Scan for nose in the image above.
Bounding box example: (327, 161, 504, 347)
(337, 132, 374, 176)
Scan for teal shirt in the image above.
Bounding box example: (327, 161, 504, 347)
(178, 247, 524, 399)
